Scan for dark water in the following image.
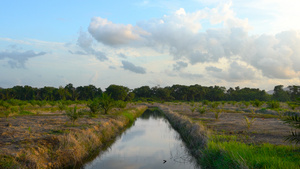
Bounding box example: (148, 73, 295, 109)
(83, 109, 200, 169)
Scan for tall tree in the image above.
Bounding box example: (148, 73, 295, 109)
(105, 84, 129, 101)
(273, 85, 290, 101)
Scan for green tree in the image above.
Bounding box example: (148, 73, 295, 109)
(105, 84, 129, 101)
(99, 93, 115, 114)
(273, 85, 290, 101)
(288, 85, 300, 101)
(133, 86, 152, 100)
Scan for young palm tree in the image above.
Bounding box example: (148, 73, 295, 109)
(65, 106, 82, 125)
(283, 114, 300, 144)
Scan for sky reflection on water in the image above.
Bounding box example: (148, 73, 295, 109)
(84, 110, 200, 169)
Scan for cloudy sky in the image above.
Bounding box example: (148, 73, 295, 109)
(1, 0, 300, 91)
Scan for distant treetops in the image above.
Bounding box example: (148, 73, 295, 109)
(0, 84, 299, 102)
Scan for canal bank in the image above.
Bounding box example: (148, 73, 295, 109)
(0, 106, 147, 169)
(157, 103, 300, 169)
(83, 107, 201, 169)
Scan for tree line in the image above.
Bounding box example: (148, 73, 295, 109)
(0, 84, 299, 102)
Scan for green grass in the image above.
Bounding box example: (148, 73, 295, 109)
(122, 111, 134, 123)
(200, 136, 300, 169)
(18, 110, 35, 115)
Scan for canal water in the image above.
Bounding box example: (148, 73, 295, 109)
(83, 108, 200, 169)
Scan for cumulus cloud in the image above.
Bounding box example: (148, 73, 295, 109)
(173, 61, 188, 71)
(208, 61, 256, 82)
(121, 60, 146, 74)
(88, 2, 300, 80)
(88, 17, 149, 46)
(0, 49, 46, 68)
(71, 30, 108, 61)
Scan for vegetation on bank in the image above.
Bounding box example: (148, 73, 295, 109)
(0, 98, 147, 169)
(0, 88, 299, 169)
(158, 103, 300, 169)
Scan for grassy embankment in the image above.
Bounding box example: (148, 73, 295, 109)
(159, 104, 300, 169)
(0, 104, 147, 169)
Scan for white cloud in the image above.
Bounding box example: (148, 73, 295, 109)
(70, 30, 108, 61)
(87, 1, 300, 84)
(88, 17, 149, 46)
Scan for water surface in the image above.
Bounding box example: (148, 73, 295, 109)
(83, 109, 200, 169)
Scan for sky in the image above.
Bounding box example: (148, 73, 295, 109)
(1, 0, 300, 91)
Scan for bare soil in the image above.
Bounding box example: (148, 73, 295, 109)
(160, 102, 297, 145)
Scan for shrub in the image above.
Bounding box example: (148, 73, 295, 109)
(282, 114, 300, 144)
(202, 100, 210, 105)
(115, 100, 127, 109)
(267, 101, 280, 109)
(87, 99, 100, 117)
(99, 93, 115, 114)
(58, 101, 66, 112)
(252, 99, 263, 108)
(211, 102, 220, 109)
(65, 106, 83, 125)
(214, 109, 222, 121)
(197, 107, 206, 114)
(244, 116, 256, 130)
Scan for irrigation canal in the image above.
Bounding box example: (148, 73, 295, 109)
(82, 108, 200, 169)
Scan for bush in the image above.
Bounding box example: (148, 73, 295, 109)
(197, 107, 206, 114)
(87, 99, 100, 116)
(252, 99, 263, 108)
(65, 106, 83, 125)
(115, 100, 127, 109)
(267, 101, 280, 109)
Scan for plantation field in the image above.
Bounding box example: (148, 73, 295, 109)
(0, 100, 146, 168)
(164, 102, 296, 145)
(0, 99, 299, 168)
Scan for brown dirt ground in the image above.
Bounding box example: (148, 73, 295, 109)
(0, 102, 298, 158)
(158, 102, 298, 145)
(0, 104, 137, 156)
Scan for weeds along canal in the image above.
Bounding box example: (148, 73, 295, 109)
(82, 108, 200, 169)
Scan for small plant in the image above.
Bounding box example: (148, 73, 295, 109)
(252, 99, 263, 108)
(244, 116, 256, 130)
(58, 101, 66, 112)
(3, 110, 11, 121)
(282, 114, 300, 144)
(36, 100, 46, 108)
(267, 101, 280, 109)
(190, 107, 196, 113)
(190, 101, 195, 107)
(48, 101, 56, 107)
(202, 100, 210, 106)
(99, 93, 115, 114)
(276, 109, 285, 118)
(65, 106, 83, 125)
(197, 107, 206, 114)
(87, 99, 100, 117)
(214, 109, 222, 121)
(287, 102, 297, 110)
(211, 102, 220, 109)
(243, 101, 250, 108)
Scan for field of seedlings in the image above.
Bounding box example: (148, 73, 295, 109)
(0, 99, 299, 169)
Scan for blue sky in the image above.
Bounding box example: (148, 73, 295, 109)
(1, 0, 300, 91)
